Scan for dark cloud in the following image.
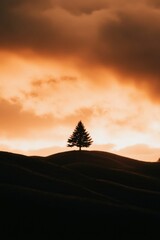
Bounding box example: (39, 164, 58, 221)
(0, 0, 51, 9)
(31, 76, 77, 88)
(0, 0, 160, 99)
(27, 76, 78, 101)
(147, 0, 160, 8)
(0, 1, 85, 57)
(0, 6, 61, 54)
(52, 0, 108, 15)
(96, 9, 160, 93)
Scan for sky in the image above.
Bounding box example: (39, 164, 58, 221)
(1, 0, 160, 161)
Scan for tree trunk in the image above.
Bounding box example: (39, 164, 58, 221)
(79, 146, 81, 151)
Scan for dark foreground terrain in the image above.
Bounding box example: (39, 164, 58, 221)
(0, 150, 160, 237)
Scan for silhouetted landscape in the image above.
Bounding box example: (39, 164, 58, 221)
(0, 150, 160, 237)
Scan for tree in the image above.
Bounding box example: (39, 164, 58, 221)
(67, 121, 93, 151)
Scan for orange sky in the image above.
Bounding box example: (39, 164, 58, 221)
(0, 0, 160, 161)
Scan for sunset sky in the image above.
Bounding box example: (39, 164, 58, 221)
(1, 0, 160, 161)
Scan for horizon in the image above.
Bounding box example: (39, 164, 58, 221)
(0, 144, 159, 162)
(1, 0, 160, 162)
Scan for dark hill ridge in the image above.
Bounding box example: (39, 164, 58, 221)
(0, 150, 160, 237)
(47, 150, 160, 172)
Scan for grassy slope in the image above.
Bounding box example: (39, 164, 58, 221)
(0, 150, 160, 236)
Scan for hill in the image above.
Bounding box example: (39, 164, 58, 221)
(0, 150, 160, 237)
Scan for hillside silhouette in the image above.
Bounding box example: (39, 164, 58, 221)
(0, 150, 160, 237)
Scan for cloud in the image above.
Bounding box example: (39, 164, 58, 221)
(20, 76, 95, 117)
(0, 96, 97, 153)
(0, 0, 160, 100)
(0, 97, 97, 144)
(116, 144, 160, 162)
(52, 0, 109, 15)
(97, 6, 160, 95)
(0, 1, 93, 57)
(0, 99, 54, 138)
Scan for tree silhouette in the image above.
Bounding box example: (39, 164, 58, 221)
(67, 121, 93, 151)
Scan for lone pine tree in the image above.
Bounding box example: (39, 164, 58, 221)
(67, 121, 93, 151)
